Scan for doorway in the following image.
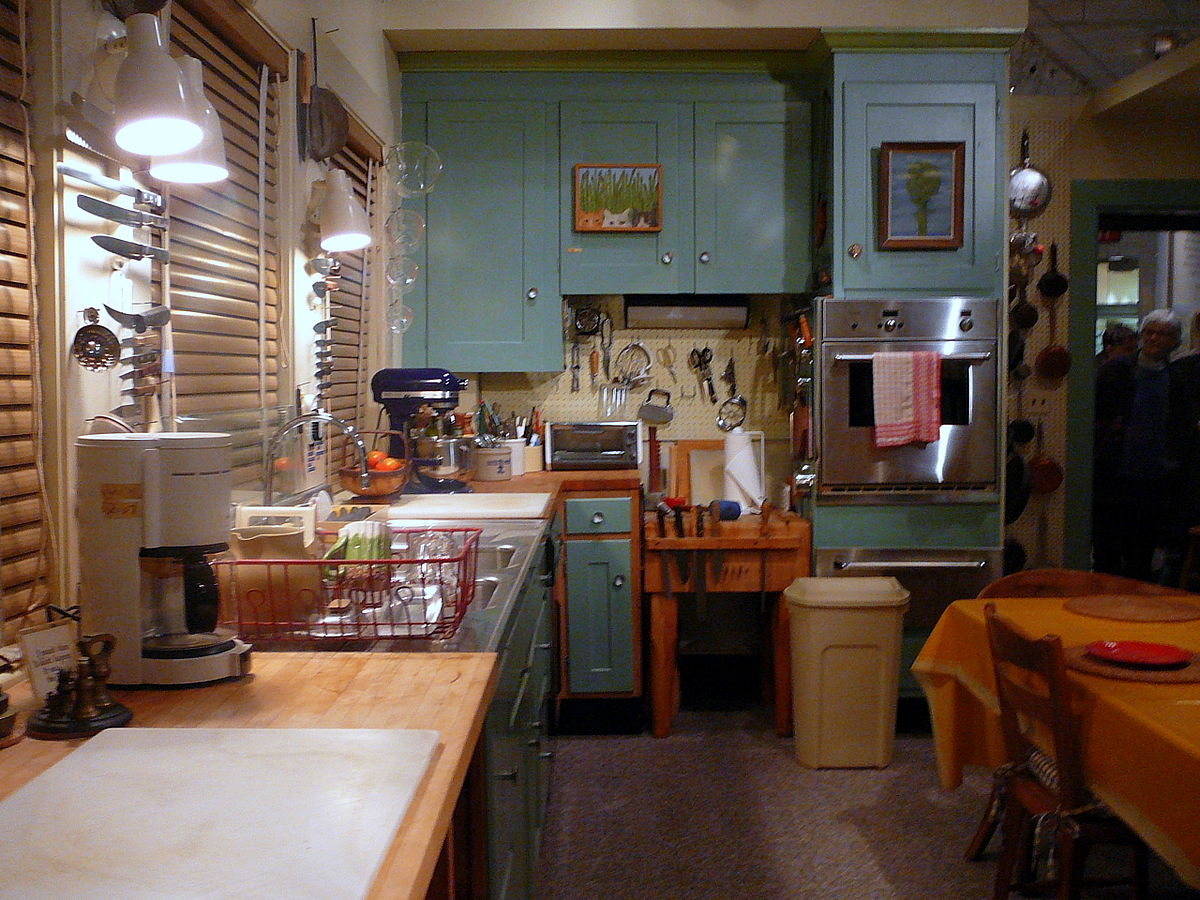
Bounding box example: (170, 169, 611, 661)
(1064, 180, 1200, 569)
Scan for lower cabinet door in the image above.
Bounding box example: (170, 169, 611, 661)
(564, 538, 633, 693)
(487, 679, 530, 900)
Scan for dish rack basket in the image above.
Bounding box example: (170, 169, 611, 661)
(215, 526, 482, 644)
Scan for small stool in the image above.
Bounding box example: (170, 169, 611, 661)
(1179, 525, 1200, 592)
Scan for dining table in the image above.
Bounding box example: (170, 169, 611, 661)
(912, 593, 1200, 889)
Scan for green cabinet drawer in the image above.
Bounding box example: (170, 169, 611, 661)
(564, 497, 632, 534)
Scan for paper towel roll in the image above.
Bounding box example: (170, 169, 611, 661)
(723, 428, 764, 515)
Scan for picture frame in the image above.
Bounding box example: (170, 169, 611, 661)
(878, 142, 965, 250)
(573, 164, 662, 233)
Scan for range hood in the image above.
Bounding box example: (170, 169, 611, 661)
(623, 295, 750, 329)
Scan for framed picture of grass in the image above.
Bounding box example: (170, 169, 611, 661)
(573, 164, 662, 232)
(878, 142, 964, 250)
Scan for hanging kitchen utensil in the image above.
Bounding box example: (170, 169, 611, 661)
(716, 358, 747, 432)
(1008, 129, 1053, 220)
(1035, 298, 1072, 379)
(103, 303, 170, 334)
(599, 313, 613, 380)
(613, 340, 652, 386)
(569, 339, 581, 393)
(71, 308, 120, 371)
(637, 389, 674, 495)
(92, 234, 169, 264)
(1010, 282, 1038, 329)
(1007, 377, 1035, 446)
(1037, 241, 1069, 299)
(573, 305, 602, 336)
(313, 318, 337, 333)
(1028, 419, 1064, 494)
(1005, 445, 1031, 524)
(1008, 329, 1026, 374)
(306, 86, 350, 161)
(78, 195, 168, 230)
(56, 163, 163, 210)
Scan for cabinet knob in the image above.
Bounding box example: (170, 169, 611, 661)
(591, 511, 605, 525)
(526, 287, 539, 301)
(698, 251, 711, 264)
(847, 243, 864, 259)
(538, 751, 554, 760)
(612, 574, 626, 589)
(497, 769, 519, 782)
(660, 251, 674, 265)
(536, 642, 552, 651)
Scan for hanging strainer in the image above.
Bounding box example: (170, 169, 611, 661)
(71, 307, 119, 371)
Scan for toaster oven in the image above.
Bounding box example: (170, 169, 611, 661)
(545, 422, 642, 470)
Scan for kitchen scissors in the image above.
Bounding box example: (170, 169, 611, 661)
(688, 346, 717, 403)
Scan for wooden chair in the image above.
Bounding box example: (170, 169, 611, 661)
(982, 603, 1148, 900)
(966, 567, 1189, 861)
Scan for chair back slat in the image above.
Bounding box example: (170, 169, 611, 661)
(984, 603, 1092, 809)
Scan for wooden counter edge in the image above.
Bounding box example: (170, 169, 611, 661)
(367, 653, 499, 900)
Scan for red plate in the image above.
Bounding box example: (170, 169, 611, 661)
(1085, 640, 1192, 668)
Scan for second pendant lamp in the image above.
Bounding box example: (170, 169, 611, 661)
(149, 56, 229, 184)
(320, 169, 371, 253)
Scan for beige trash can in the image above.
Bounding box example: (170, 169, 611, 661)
(784, 576, 910, 768)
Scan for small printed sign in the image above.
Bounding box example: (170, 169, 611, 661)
(18, 619, 78, 702)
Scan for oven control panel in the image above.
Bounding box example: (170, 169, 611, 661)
(820, 297, 998, 342)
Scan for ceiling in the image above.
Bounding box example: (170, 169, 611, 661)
(1014, 0, 1200, 94)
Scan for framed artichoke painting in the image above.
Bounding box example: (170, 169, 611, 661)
(573, 164, 662, 232)
(878, 142, 964, 250)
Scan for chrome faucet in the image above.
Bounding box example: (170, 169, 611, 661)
(263, 410, 371, 505)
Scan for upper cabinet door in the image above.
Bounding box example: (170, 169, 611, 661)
(559, 102, 689, 294)
(693, 101, 811, 294)
(837, 81, 1000, 296)
(425, 101, 562, 372)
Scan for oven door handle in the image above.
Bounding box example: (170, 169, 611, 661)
(832, 558, 989, 570)
(831, 351, 992, 363)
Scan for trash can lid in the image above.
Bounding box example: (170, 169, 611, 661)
(784, 576, 910, 609)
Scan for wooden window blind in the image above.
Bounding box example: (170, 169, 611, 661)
(0, 0, 45, 642)
(323, 145, 379, 472)
(164, 1, 286, 488)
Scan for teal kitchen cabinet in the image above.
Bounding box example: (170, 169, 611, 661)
(483, 534, 555, 900)
(405, 100, 562, 372)
(560, 100, 811, 295)
(560, 490, 641, 696)
(832, 52, 1007, 298)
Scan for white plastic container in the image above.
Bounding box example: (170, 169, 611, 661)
(502, 438, 526, 476)
(784, 576, 910, 768)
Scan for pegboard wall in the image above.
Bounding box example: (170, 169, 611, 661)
(470, 294, 793, 495)
(1006, 106, 1075, 568)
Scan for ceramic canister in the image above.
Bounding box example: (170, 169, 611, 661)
(475, 447, 512, 481)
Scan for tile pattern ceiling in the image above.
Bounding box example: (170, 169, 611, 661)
(1015, 0, 1200, 94)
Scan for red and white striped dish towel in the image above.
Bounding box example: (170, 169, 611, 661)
(872, 351, 941, 447)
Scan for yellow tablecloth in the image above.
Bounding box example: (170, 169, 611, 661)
(913, 596, 1200, 888)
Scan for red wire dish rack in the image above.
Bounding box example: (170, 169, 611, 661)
(216, 526, 481, 645)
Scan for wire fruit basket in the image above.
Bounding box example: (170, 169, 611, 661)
(216, 526, 481, 644)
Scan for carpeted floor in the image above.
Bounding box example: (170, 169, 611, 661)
(534, 704, 1200, 899)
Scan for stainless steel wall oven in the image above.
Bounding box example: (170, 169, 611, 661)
(817, 297, 1000, 501)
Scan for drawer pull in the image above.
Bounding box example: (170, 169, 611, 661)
(536, 642, 552, 651)
(538, 751, 554, 761)
(497, 769, 519, 782)
(591, 511, 605, 525)
(612, 574, 626, 589)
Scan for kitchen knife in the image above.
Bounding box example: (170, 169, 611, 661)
(92, 234, 170, 264)
(79, 195, 168, 230)
(57, 163, 164, 210)
(105, 303, 171, 333)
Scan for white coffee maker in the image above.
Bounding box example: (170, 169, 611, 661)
(76, 432, 250, 686)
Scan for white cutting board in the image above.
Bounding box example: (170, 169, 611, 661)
(0, 727, 439, 899)
(384, 491, 552, 520)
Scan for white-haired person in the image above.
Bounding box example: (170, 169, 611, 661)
(1094, 308, 1185, 581)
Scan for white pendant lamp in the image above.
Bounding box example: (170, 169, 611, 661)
(320, 169, 372, 253)
(149, 56, 229, 184)
(113, 13, 202, 156)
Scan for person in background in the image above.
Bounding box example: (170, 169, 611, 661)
(1095, 322, 1137, 366)
(1093, 309, 1184, 581)
(1168, 317, 1200, 582)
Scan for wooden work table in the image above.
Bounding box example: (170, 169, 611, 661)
(643, 509, 812, 738)
(0, 652, 497, 900)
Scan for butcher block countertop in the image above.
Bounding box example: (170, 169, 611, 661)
(0, 652, 497, 900)
(468, 467, 641, 503)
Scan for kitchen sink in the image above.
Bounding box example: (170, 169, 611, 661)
(476, 544, 518, 572)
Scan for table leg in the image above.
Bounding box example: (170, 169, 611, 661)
(649, 592, 679, 738)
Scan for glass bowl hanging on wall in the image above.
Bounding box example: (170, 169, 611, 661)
(387, 141, 443, 198)
(386, 208, 426, 253)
